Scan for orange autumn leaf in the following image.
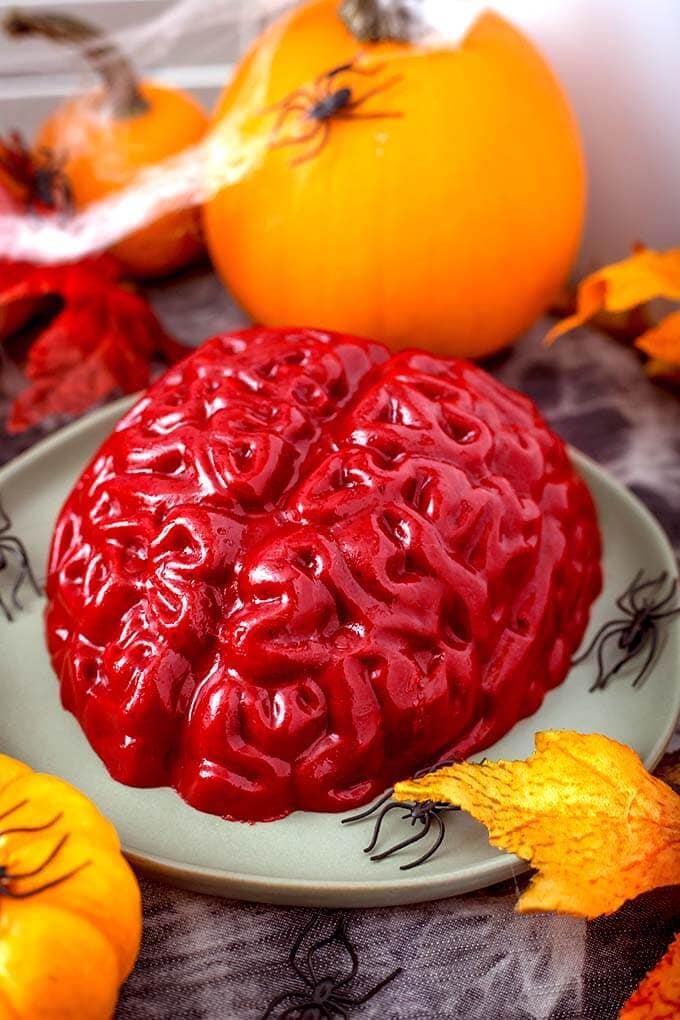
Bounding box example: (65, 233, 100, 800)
(619, 933, 680, 1020)
(395, 731, 680, 919)
(545, 247, 680, 344)
(635, 310, 680, 369)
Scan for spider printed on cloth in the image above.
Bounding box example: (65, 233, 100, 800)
(264, 56, 403, 165)
(342, 760, 461, 871)
(261, 914, 401, 1019)
(0, 501, 42, 621)
(573, 570, 680, 690)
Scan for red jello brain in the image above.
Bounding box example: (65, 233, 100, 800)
(46, 327, 601, 821)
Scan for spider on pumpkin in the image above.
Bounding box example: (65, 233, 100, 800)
(0, 131, 72, 213)
(0, 800, 89, 899)
(0, 502, 42, 622)
(573, 569, 680, 691)
(264, 57, 403, 166)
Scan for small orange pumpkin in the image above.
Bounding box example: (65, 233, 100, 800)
(6, 9, 209, 279)
(0, 753, 141, 1019)
(204, 0, 585, 359)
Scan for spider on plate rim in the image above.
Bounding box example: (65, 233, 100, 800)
(0, 501, 42, 622)
(573, 569, 680, 691)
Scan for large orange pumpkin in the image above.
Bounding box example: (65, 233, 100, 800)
(204, 0, 585, 358)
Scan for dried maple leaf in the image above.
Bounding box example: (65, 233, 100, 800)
(1, 258, 188, 432)
(395, 730, 680, 919)
(545, 247, 680, 345)
(635, 310, 680, 370)
(0, 131, 187, 429)
(619, 933, 680, 1019)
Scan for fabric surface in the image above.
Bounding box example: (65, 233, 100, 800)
(1, 268, 678, 1019)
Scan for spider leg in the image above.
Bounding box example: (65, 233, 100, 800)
(572, 620, 629, 666)
(0, 799, 28, 825)
(590, 626, 629, 691)
(0, 859, 89, 899)
(413, 759, 457, 780)
(341, 789, 394, 825)
(288, 915, 318, 987)
(326, 1002, 348, 1020)
(346, 60, 387, 78)
(0, 590, 12, 622)
(0, 811, 63, 840)
(262, 88, 315, 114)
(630, 571, 668, 612)
(331, 917, 359, 988)
(363, 801, 410, 854)
(308, 916, 354, 986)
(631, 626, 658, 687)
(319, 71, 338, 100)
(270, 102, 313, 134)
(261, 991, 305, 1020)
(401, 811, 448, 871)
(4, 834, 69, 881)
(346, 74, 403, 111)
(0, 536, 42, 603)
(0, 535, 32, 557)
(616, 570, 644, 612)
(270, 121, 322, 152)
(291, 121, 331, 166)
(652, 606, 680, 621)
(323, 57, 386, 82)
(370, 814, 431, 863)
(651, 578, 679, 613)
(335, 966, 402, 1006)
(2, 553, 35, 612)
(334, 111, 403, 121)
(9, 568, 27, 612)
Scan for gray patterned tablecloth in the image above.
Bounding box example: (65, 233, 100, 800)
(1, 269, 678, 1020)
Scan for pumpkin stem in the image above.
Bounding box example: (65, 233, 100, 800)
(338, 0, 415, 43)
(3, 9, 149, 118)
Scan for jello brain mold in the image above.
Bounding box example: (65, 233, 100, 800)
(46, 328, 601, 820)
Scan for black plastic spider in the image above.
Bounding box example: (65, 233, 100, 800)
(0, 501, 42, 621)
(573, 570, 680, 691)
(0, 130, 72, 214)
(261, 914, 401, 1019)
(265, 57, 403, 166)
(0, 800, 89, 899)
(342, 760, 460, 870)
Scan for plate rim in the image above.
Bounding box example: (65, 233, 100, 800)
(1, 395, 679, 906)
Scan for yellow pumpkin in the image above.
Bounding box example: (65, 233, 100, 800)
(204, 0, 585, 359)
(0, 754, 141, 1019)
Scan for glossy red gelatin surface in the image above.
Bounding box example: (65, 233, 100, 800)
(46, 328, 601, 821)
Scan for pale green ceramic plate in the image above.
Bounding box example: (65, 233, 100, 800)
(0, 397, 678, 907)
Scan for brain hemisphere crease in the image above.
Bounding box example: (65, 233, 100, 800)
(46, 329, 602, 821)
